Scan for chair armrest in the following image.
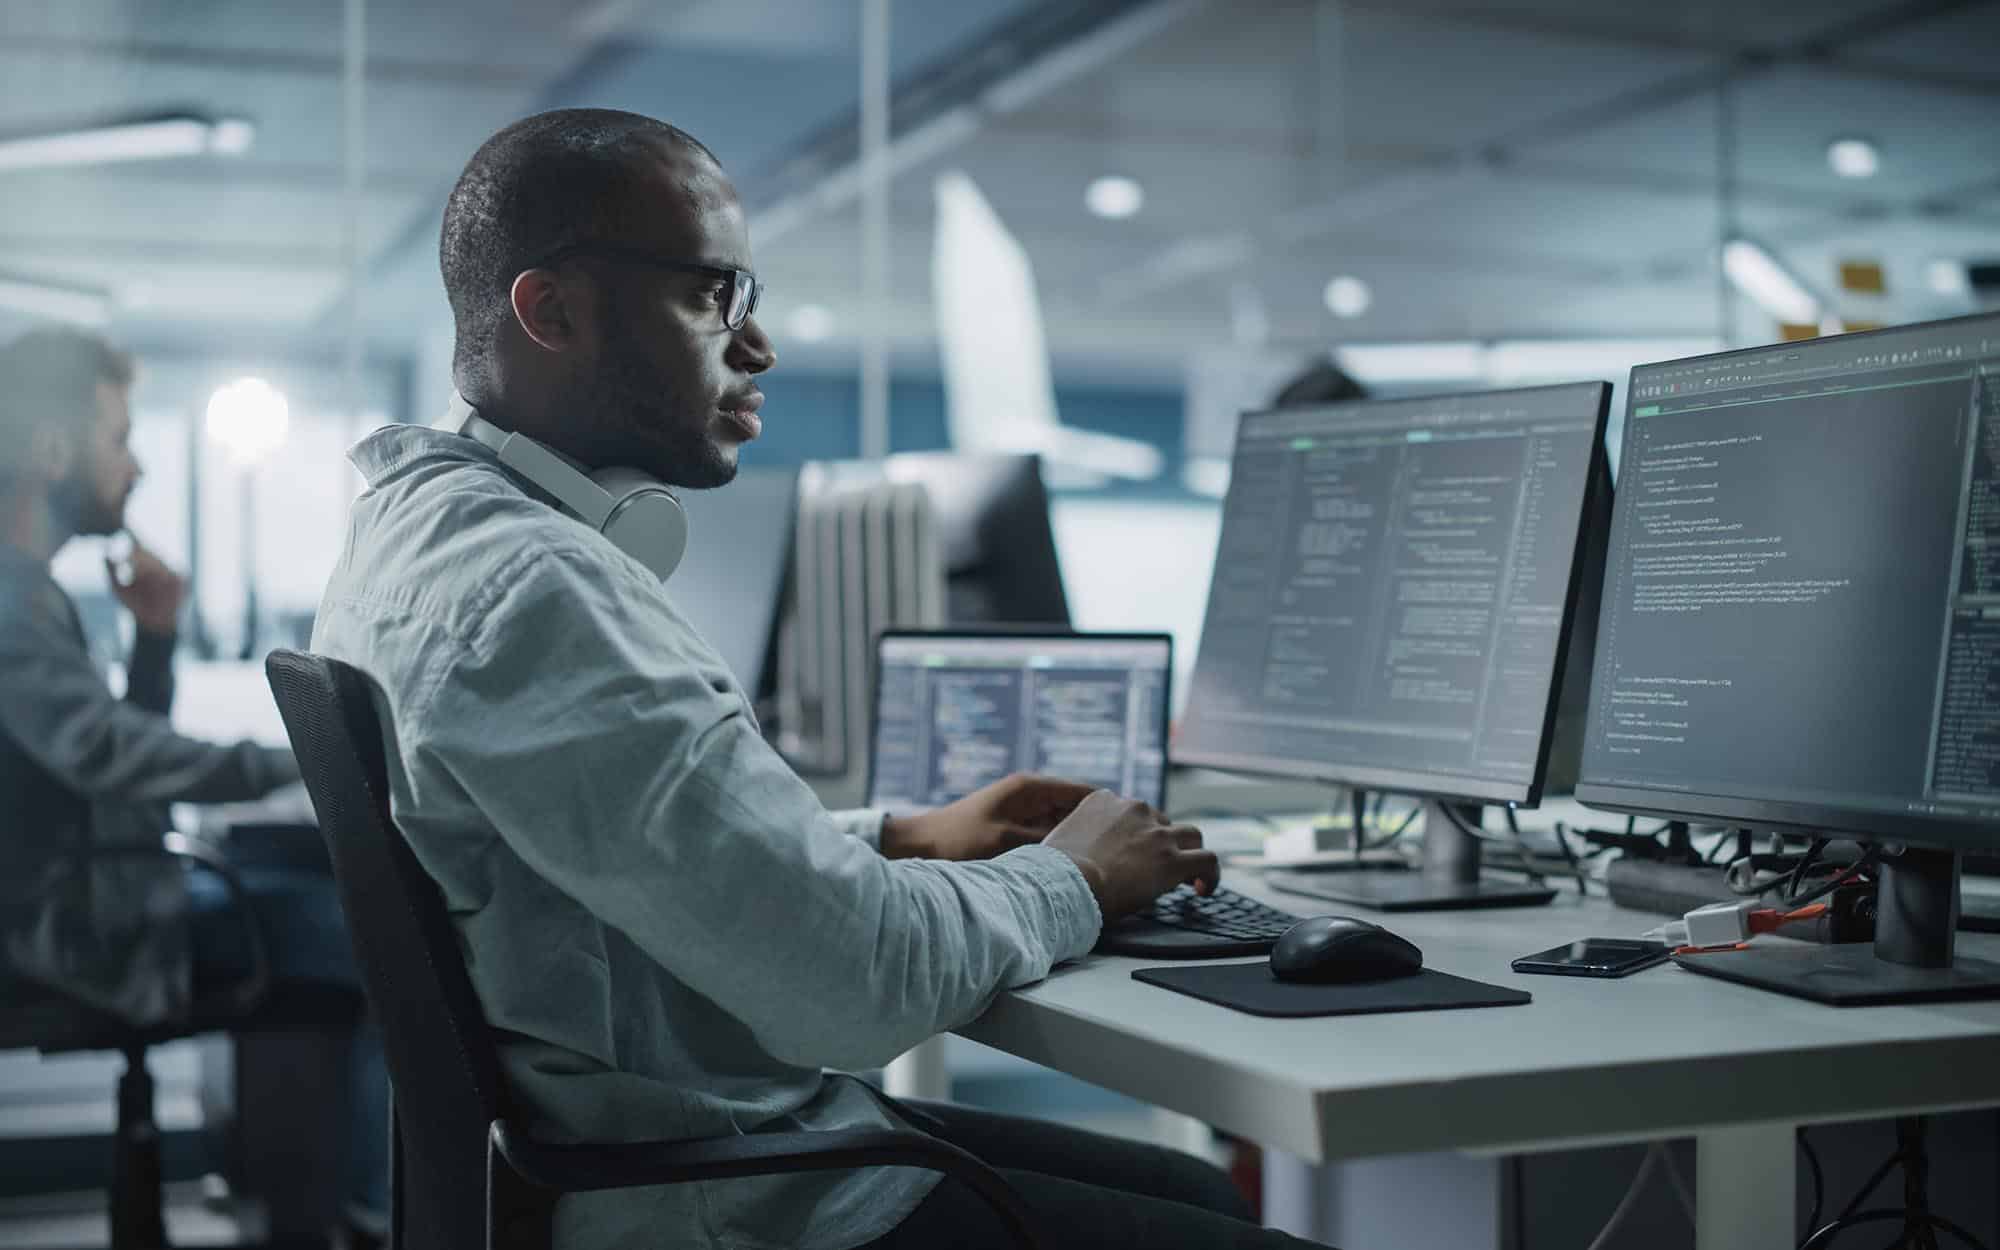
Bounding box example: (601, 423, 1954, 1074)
(490, 1120, 1040, 1249)
(82, 834, 272, 1012)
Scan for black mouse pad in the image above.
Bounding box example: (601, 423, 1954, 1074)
(1131, 963, 1531, 1018)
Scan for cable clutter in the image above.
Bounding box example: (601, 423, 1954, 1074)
(1797, 1117, 1992, 1250)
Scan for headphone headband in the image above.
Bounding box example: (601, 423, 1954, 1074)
(445, 395, 687, 581)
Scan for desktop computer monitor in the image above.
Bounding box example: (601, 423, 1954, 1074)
(1577, 312, 2000, 1004)
(881, 453, 1071, 627)
(668, 466, 799, 701)
(1175, 382, 1613, 910)
(809, 452, 1072, 627)
(866, 630, 1171, 812)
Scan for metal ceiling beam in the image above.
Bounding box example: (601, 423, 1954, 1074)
(1098, 0, 1996, 306)
(738, 0, 1206, 242)
(0, 33, 545, 89)
(0, 236, 345, 265)
(1335, 0, 2000, 98)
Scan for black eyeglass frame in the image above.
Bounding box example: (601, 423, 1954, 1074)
(531, 242, 764, 330)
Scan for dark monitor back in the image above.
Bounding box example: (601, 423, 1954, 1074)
(668, 466, 799, 698)
(1176, 382, 1613, 807)
(878, 451, 1071, 627)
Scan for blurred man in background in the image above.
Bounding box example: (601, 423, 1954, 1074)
(0, 326, 387, 1248)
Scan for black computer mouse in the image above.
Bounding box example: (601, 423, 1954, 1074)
(1269, 916, 1424, 983)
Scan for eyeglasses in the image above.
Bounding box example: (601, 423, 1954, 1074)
(531, 242, 764, 331)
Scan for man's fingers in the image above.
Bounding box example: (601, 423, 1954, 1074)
(1013, 775, 1097, 817)
(1168, 824, 1205, 850)
(1175, 848, 1221, 894)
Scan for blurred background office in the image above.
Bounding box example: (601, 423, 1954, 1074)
(2, 0, 1998, 1245)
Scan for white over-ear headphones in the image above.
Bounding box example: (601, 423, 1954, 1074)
(445, 395, 688, 581)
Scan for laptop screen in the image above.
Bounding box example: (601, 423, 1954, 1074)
(867, 632, 1173, 813)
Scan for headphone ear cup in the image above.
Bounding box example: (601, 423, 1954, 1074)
(593, 471, 688, 581)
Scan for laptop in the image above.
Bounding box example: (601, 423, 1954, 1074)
(867, 630, 1173, 813)
(866, 629, 1304, 957)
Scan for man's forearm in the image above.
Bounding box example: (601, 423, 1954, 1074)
(123, 627, 177, 715)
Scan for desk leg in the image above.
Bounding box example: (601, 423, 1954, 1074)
(1696, 1123, 1795, 1250)
(883, 1036, 951, 1102)
(1261, 1148, 1325, 1238)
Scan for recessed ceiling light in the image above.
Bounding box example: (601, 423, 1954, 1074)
(1826, 136, 1879, 179)
(1085, 175, 1144, 220)
(1927, 259, 1971, 297)
(1323, 275, 1372, 319)
(787, 303, 833, 343)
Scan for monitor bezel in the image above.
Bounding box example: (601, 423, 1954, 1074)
(1576, 311, 2000, 854)
(866, 627, 1175, 811)
(1171, 380, 1614, 811)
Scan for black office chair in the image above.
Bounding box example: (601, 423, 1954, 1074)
(0, 836, 361, 1250)
(263, 649, 1042, 1250)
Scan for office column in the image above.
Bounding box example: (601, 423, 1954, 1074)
(858, 0, 890, 462)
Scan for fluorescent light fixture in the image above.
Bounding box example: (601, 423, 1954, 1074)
(1182, 456, 1231, 499)
(1322, 275, 1372, 319)
(0, 115, 254, 173)
(1337, 341, 1486, 384)
(1085, 175, 1144, 220)
(1826, 136, 1879, 179)
(205, 378, 290, 467)
(208, 118, 256, 156)
(0, 274, 111, 326)
(1928, 259, 1972, 298)
(786, 303, 833, 343)
(1722, 238, 1820, 325)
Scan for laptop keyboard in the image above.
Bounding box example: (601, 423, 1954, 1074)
(1139, 885, 1301, 941)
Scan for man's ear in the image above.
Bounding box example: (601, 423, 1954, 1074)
(509, 268, 582, 354)
(26, 425, 74, 482)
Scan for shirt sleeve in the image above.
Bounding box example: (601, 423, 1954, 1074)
(0, 576, 298, 805)
(831, 809, 888, 850)
(410, 547, 1101, 1072)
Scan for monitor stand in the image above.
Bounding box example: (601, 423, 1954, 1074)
(1673, 847, 2000, 1006)
(1267, 801, 1557, 912)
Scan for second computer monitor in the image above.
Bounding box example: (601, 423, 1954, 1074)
(867, 631, 1171, 812)
(1176, 382, 1611, 807)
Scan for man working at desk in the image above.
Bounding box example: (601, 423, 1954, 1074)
(312, 109, 1331, 1249)
(0, 328, 387, 1246)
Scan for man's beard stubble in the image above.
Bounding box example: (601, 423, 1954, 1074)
(585, 315, 738, 492)
(49, 467, 122, 537)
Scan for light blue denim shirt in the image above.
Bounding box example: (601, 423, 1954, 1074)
(312, 424, 1102, 1250)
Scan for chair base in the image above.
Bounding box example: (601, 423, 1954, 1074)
(110, 1047, 169, 1250)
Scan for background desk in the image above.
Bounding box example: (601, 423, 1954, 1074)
(957, 872, 2000, 1248)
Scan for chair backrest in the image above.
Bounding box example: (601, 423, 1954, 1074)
(265, 649, 525, 1250)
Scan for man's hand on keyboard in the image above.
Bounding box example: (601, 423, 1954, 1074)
(1043, 790, 1218, 922)
(881, 773, 1096, 861)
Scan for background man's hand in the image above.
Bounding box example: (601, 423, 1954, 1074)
(1042, 790, 1216, 921)
(881, 773, 1096, 861)
(106, 535, 186, 636)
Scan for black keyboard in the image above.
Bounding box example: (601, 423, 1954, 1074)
(1095, 885, 1305, 959)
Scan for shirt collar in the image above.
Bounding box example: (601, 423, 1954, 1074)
(346, 421, 500, 489)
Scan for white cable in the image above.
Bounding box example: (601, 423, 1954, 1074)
(1585, 1144, 1662, 1250)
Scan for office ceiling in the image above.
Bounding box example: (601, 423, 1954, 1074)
(0, 0, 1996, 387)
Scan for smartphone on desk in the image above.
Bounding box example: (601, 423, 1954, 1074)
(1512, 938, 1670, 978)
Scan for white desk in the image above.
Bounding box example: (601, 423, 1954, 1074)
(956, 871, 2000, 1248)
